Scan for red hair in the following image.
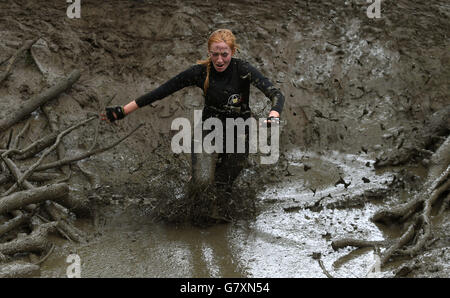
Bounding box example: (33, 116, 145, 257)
(197, 29, 239, 95)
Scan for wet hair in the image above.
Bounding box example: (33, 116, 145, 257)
(197, 29, 239, 95)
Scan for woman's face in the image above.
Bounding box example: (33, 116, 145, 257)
(209, 41, 233, 72)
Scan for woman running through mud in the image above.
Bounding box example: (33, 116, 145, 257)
(103, 29, 285, 222)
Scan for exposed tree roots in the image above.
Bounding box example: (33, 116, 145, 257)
(0, 42, 143, 276)
(332, 135, 450, 268)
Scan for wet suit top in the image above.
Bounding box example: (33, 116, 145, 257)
(135, 58, 285, 118)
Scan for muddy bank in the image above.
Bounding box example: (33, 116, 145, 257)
(0, 0, 449, 277)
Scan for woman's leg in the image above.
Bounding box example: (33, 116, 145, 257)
(214, 119, 249, 191)
(191, 150, 218, 186)
(214, 152, 248, 191)
(191, 119, 218, 187)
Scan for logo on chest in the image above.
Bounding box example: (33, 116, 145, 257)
(227, 94, 242, 106)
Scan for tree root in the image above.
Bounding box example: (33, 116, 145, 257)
(0, 261, 40, 277)
(45, 201, 85, 243)
(42, 102, 71, 176)
(0, 37, 40, 85)
(379, 223, 416, 265)
(13, 131, 59, 160)
(0, 222, 57, 256)
(0, 183, 69, 214)
(331, 238, 390, 251)
(332, 136, 450, 268)
(0, 211, 30, 238)
(35, 123, 144, 171)
(0, 70, 81, 133)
(2, 116, 97, 196)
(312, 252, 335, 278)
(75, 161, 101, 189)
(0, 46, 143, 278)
(33, 243, 55, 266)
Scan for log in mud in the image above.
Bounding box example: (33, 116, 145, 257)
(0, 70, 81, 132)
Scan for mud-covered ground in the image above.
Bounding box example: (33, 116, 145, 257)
(0, 0, 449, 277)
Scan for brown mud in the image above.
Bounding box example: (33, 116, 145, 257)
(0, 0, 449, 277)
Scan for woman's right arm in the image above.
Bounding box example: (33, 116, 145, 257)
(104, 65, 202, 121)
(133, 65, 202, 108)
(123, 101, 139, 115)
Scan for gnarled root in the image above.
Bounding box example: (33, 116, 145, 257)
(332, 136, 450, 268)
(0, 222, 57, 257)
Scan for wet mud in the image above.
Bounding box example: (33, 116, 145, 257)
(36, 149, 447, 278)
(0, 0, 449, 277)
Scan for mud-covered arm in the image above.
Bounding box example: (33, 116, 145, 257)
(239, 60, 285, 114)
(135, 65, 202, 108)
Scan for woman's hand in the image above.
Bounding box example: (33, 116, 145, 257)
(101, 106, 125, 122)
(266, 110, 280, 124)
(268, 110, 280, 119)
(100, 101, 139, 123)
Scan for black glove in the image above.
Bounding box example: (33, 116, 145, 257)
(105, 106, 126, 122)
(266, 116, 280, 126)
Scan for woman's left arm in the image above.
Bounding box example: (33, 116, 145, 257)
(240, 60, 285, 118)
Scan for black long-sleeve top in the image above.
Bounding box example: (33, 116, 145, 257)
(135, 58, 285, 116)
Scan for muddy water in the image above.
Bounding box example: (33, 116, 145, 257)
(38, 149, 403, 278)
(0, 0, 448, 279)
